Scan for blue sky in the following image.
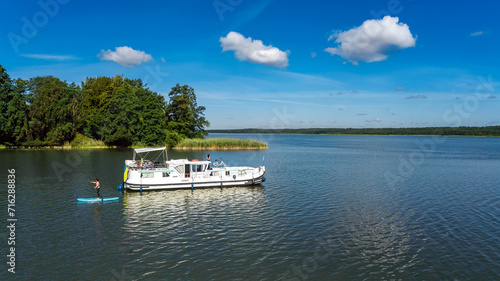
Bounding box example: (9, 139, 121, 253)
(1, 0, 499, 129)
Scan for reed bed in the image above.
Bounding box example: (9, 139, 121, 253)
(69, 133, 107, 148)
(174, 138, 267, 150)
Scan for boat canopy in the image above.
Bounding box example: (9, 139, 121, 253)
(133, 147, 167, 162)
(134, 147, 166, 154)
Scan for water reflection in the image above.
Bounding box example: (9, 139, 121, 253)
(121, 186, 268, 239)
(324, 181, 426, 280)
(118, 187, 271, 279)
(122, 186, 267, 216)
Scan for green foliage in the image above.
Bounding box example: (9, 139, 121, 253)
(0, 67, 29, 146)
(166, 84, 210, 139)
(0, 65, 13, 143)
(23, 76, 79, 146)
(165, 130, 185, 148)
(174, 138, 267, 150)
(79, 75, 167, 147)
(0, 65, 210, 148)
(69, 133, 106, 148)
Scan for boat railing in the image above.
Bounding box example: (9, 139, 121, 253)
(212, 160, 227, 168)
(127, 161, 169, 171)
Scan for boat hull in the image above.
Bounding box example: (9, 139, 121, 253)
(124, 172, 265, 191)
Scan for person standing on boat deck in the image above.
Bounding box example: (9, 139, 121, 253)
(90, 179, 101, 198)
(206, 154, 211, 169)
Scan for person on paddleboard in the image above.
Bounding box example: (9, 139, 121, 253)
(90, 179, 101, 198)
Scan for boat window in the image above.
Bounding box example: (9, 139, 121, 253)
(225, 171, 230, 176)
(162, 172, 169, 177)
(141, 173, 154, 178)
(175, 165, 184, 175)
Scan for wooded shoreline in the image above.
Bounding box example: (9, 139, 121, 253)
(0, 137, 268, 150)
(209, 126, 500, 137)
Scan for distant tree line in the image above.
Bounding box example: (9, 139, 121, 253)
(0, 65, 209, 147)
(209, 126, 500, 136)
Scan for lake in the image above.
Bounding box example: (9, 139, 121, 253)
(1, 134, 499, 280)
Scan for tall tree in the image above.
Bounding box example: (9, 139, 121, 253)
(166, 84, 210, 139)
(79, 75, 167, 147)
(0, 66, 29, 145)
(25, 76, 78, 145)
(132, 82, 168, 146)
(0, 65, 15, 144)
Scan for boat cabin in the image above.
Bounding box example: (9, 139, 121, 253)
(166, 159, 211, 178)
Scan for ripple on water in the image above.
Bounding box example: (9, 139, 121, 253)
(4, 136, 500, 280)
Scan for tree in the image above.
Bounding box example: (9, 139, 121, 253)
(0, 65, 15, 144)
(133, 85, 168, 146)
(1, 65, 211, 147)
(79, 75, 167, 147)
(24, 76, 78, 145)
(166, 84, 209, 139)
(0, 66, 30, 145)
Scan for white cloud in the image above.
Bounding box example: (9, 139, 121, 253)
(21, 54, 77, 61)
(406, 94, 427, 99)
(98, 46, 153, 68)
(220, 31, 289, 68)
(470, 31, 484, 37)
(325, 16, 416, 65)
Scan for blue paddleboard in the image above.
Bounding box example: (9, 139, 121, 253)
(77, 197, 119, 203)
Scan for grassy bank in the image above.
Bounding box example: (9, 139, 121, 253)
(69, 134, 108, 148)
(174, 138, 268, 150)
(2, 136, 268, 150)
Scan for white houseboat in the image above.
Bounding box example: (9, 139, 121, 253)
(122, 147, 266, 191)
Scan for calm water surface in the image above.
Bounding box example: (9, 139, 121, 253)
(1, 134, 499, 280)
